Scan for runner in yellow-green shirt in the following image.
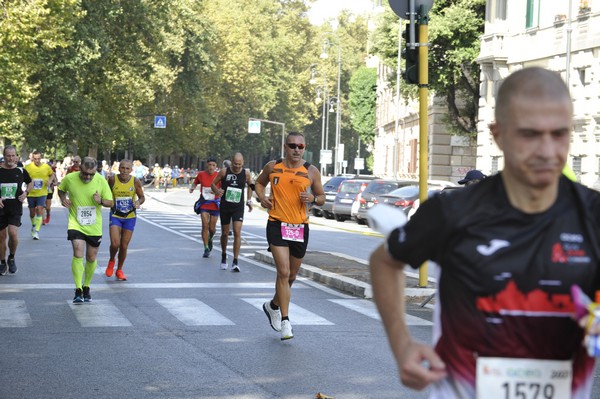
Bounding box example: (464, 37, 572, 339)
(58, 157, 113, 304)
(24, 150, 55, 240)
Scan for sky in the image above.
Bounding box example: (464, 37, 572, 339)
(307, 0, 374, 25)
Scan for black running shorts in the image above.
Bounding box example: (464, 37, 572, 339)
(266, 220, 309, 259)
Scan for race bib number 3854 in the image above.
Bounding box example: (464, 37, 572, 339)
(476, 357, 572, 399)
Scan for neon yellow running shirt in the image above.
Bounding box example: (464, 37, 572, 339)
(58, 172, 112, 236)
(24, 162, 53, 197)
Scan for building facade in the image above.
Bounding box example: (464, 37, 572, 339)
(373, 59, 477, 183)
(477, 0, 600, 188)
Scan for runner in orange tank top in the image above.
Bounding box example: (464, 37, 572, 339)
(255, 132, 325, 340)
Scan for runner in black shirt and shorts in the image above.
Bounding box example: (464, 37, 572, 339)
(370, 67, 600, 398)
(211, 153, 253, 272)
(0, 145, 32, 275)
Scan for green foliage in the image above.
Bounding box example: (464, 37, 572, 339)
(348, 67, 377, 146)
(0, 0, 372, 172)
(371, 0, 485, 138)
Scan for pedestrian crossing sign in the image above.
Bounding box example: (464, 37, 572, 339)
(248, 120, 261, 134)
(154, 116, 167, 129)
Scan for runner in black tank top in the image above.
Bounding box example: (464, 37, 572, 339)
(211, 153, 254, 272)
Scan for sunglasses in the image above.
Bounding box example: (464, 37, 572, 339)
(286, 143, 305, 150)
(80, 171, 95, 177)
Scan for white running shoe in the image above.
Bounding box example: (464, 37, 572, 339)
(220, 262, 228, 270)
(262, 301, 282, 332)
(280, 320, 293, 341)
(33, 231, 39, 240)
(231, 264, 240, 272)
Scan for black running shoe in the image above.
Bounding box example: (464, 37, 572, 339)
(73, 288, 84, 304)
(82, 286, 92, 302)
(7, 258, 16, 274)
(0, 262, 7, 276)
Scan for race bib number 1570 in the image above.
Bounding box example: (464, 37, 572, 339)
(476, 357, 572, 399)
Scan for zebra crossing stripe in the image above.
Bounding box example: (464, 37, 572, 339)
(68, 299, 132, 327)
(328, 299, 381, 321)
(329, 299, 432, 326)
(242, 298, 334, 325)
(156, 298, 234, 326)
(0, 300, 32, 327)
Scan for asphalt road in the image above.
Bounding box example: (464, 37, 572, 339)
(0, 191, 435, 399)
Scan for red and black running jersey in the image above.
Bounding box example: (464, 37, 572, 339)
(386, 174, 600, 398)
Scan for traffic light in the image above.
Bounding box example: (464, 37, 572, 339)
(402, 22, 419, 85)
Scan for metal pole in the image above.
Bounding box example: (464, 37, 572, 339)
(280, 124, 285, 158)
(566, 0, 573, 89)
(334, 45, 342, 176)
(325, 96, 330, 173)
(394, 18, 402, 179)
(321, 74, 327, 174)
(417, 8, 429, 288)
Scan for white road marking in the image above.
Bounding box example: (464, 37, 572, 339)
(330, 299, 432, 326)
(156, 298, 234, 326)
(0, 283, 307, 290)
(242, 298, 334, 325)
(0, 300, 32, 327)
(68, 299, 132, 327)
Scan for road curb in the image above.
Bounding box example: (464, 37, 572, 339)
(254, 250, 436, 300)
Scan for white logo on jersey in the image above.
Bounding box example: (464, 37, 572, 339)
(477, 239, 510, 256)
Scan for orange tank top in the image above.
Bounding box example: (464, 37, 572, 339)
(268, 160, 311, 224)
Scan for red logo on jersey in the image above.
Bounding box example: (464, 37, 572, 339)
(552, 243, 568, 263)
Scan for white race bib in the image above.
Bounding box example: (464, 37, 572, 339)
(77, 206, 97, 226)
(281, 223, 304, 242)
(476, 357, 572, 399)
(1, 183, 18, 199)
(225, 187, 242, 203)
(202, 187, 215, 201)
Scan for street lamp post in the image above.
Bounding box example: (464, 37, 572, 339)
(310, 65, 328, 175)
(321, 39, 342, 176)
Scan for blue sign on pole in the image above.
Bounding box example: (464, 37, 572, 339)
(154, 116, 167, 129)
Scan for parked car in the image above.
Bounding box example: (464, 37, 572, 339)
(378, 185, 444, 215)
(332, 179, 373, 222)
(406, 185, 462, 219)
(355, 179, 416, 224)
(312, 175, 355, 218)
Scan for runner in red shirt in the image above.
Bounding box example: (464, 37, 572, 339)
(190, 158, 221, 258)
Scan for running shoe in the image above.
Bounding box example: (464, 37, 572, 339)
(280, 320, 294, 341)
(45, 215, 50, 225)
(32, 231, 39, 240)
(73, 288, 84, 304)
(115, 270, 127, 281)
(105, 260, 115, 277)
(0, 262, 7, 276)
(7, 258, 16, 274)
(82, 286, 92, 302)
(262, 301, 282, 332)
(203, 249, 210, 258)
(231, 263, 240, 273)
(220, 262, 228, 270)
